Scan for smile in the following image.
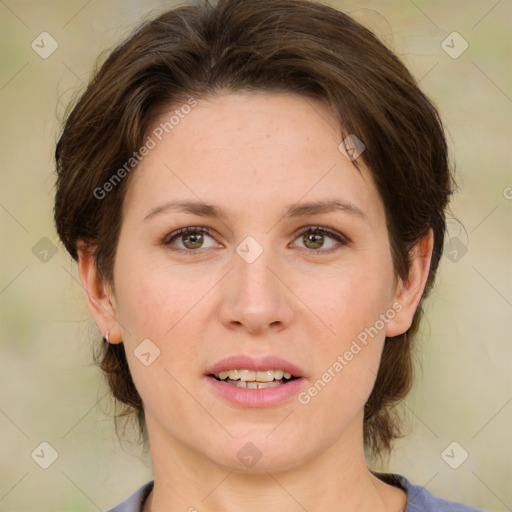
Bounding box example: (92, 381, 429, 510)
(211, 369, 298, 389)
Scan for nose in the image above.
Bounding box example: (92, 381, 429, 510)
(217, 243, 295, 335)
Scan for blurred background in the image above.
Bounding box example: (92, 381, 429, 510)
(0, 0, 510, 510)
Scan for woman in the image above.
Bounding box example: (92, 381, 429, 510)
(54, 0, 486, 510)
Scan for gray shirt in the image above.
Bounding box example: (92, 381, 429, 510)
(106, 474, 487, 511)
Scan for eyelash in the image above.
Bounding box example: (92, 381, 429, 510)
(162, 225, 349, 255)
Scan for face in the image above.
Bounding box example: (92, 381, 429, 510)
(95, 92, 418, 472)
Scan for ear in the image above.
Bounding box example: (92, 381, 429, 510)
(385, 229, 434, 338)
(77, 242, 123, 344)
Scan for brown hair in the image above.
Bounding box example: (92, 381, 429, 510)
(54, 0, 454, 457)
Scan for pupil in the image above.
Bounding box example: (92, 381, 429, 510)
(184, 233, 203, 249)
(305, 232, 323, 249)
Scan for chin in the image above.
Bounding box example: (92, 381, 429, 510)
(201, 430, 311, 474)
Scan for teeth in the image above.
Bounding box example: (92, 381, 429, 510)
(228, 369, 240, 380)
(256, 370, 274, 382)
(213, 369, 295, 383)
(274, 369, 284, 380)
(231, 380, 282, 389)
(239, 369, 256, 381)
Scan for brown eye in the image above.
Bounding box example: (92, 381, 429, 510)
(292, 226, 347, 254)
(302, 231, 324, 250)
(164, 227, 217, 251)
(182, 232, 204, 249)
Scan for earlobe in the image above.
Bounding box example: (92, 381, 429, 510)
(77, 243, 123, 344)
(385, 229, 434, 338)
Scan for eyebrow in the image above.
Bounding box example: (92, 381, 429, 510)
(143, 198, 367, 223)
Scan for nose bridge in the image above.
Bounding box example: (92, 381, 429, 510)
(219, 235, 294, 332)
(234, 236, 281, 305)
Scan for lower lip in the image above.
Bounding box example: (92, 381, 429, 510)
(206, 376, 306, 408)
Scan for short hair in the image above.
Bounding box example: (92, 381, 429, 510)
(54, 0, 454, 458)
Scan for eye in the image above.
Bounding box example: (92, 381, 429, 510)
(162, 225, 348, 255)
(290, 226, 348, 254)
(163, 227, 219, 251)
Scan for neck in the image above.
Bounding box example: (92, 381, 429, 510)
(142, 418, 406, 512)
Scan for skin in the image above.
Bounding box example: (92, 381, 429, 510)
(78, 91, 433, 512)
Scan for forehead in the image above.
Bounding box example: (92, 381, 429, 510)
(123, 92, 383, 225)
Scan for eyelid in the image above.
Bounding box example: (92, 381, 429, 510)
(162, 226, 218, 247)
(292, 225, 349, 243)
(291, 225, 349, 253)
(162, 225, 349, 253)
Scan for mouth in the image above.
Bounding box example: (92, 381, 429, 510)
(210, 369, 299, 389)
(205, 355, 306, 406)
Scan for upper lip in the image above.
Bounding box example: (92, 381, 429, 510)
(206, 354, 307, 378)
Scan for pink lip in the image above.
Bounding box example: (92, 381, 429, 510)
(205, 354, 308, 408)
(206, 376, 306, 408)
(206, 354, 307, 378)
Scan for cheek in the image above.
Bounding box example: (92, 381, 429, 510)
(300, 262, 394, 406)
(313, 261, 395, 336)
(299, 299, 387, 428)
(113, 250, 195, 341)
(112, 265, 202, 418)
(112, 256, 213, 390)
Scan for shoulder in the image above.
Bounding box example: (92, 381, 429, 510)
(386, 474, 488, 512)
(106, 481, 154, 512)
(106, 476, 488, 512)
